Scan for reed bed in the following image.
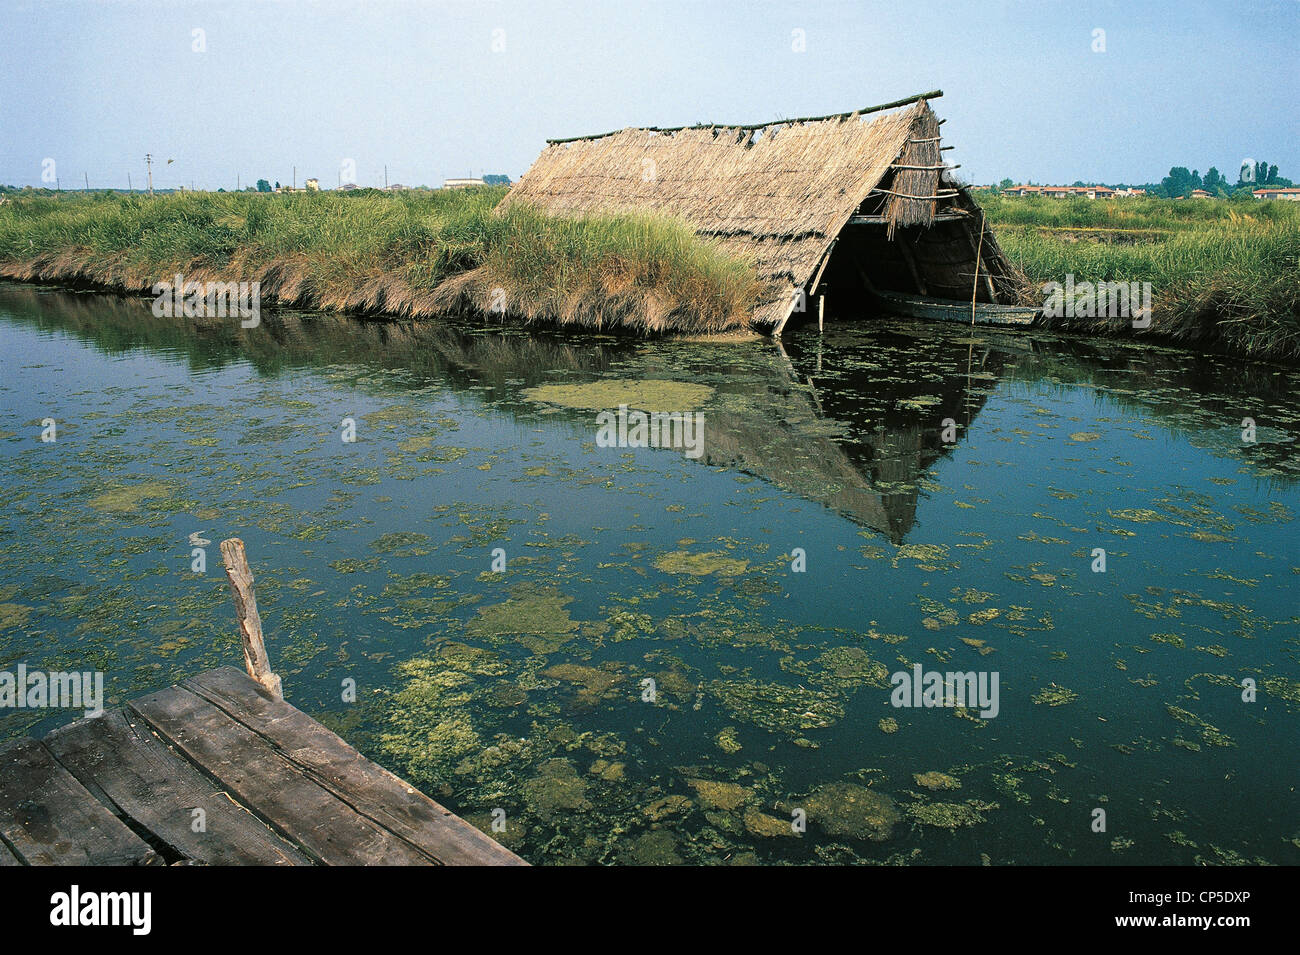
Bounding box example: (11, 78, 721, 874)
(0, 188, 763, 335)
(983, 195, 1300, 361)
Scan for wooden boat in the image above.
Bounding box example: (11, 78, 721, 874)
(869, 286, 1040, 326)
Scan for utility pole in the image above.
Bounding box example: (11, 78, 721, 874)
(128, 171, 132, 192)
(84, 172, 89, 191)
(146, 154, 154, 197)
(237, 172, 240, 191)
(384, 165, 388, 189)
(292, 166, 296, 190)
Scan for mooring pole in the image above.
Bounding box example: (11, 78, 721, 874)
(219, 538, 283, 699)
(818, 294, 825, 333)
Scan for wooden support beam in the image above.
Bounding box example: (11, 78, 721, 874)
(962, 221, 999, 303)
(849, 212, 968, 225)
(219, 538, 282, 700)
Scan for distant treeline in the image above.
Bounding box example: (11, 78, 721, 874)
(988, 160, 1292, 199)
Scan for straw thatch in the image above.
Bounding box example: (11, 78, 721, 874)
(502, 91, 1027, 332)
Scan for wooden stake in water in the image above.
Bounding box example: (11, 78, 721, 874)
(220, 538, 283, 700)
(818, 294, 824, 332)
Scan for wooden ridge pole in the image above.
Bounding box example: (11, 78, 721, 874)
(547, 89, 944, 144)
(220, 538, 283, 700)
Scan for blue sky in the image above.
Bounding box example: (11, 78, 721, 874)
(1, 0, 1295, 190)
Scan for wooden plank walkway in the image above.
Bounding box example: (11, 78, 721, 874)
(0, 666, 525, 866)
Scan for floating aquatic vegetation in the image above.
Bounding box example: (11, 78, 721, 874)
(1032, 683, 1079, 706)
(87, 479, 174, 514)
(521, 379, 714, 411)
(908, 801, 985, 829)
(802, 782, 900, 842)
(688, 778, 750, 812)
(878, 717, 899, 734)
(368, 531, 432, 556)
(1262, 675, 1300, 705)
(378, 656, 484, 782)
(624, 829, 684, 865)
(643, 795, 691, 821)
(808, 646, 890, 689)
(521, 758, 591, 820)
(543, 663, 624, 705)
(714, 725, 743, 753)
(913, 771, 962, 791)
(709, 679, 845, 733)
(466, 584, 604, 653)
(1165, 705, 1234, 747)
(652, 550, 749, 577)
(743, 808, 795, 838)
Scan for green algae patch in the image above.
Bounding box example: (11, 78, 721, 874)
(878, 717, 900, 734)
(803, 782, 900, 842)
(688, 778, 750, 812)
(744, 808, 796, 838)
(908, 801, 985, 829)
(369, 532, 432, 556)
(88, 479, 174, 514)
(0, 603, 33, 631)
(643, 795, 692, 822)
(543, 663, 624, 704)
(1262, 676, 1300, 705)
(813, 646, 890, 688)
(914, 771, 962, 792)
(466, 584, 602, 653)
(714, 725, 743, 754)
(653, 550, 749, 577)
(710, 679, 844, 733)
(378, 657, 483, 783)
(521, 379, 714, 412)
(521, 758, 591, 820)
(1032, 683, 1079, 706)
(624, 829, 684, 865)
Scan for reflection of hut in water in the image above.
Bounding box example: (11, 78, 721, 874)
(0, 286, 990, 540)
(503, 91, 1030, 336)
(696, 344, 1001, 542)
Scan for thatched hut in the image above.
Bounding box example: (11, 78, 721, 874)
(502, 90, 1028, 335)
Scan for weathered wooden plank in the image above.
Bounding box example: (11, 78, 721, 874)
(0, 836, 21, 865)
(45, 707, 312, 866)
(185, 667, 525, 865)
(128, 683, 451, 865)
(0, 737, 157, 865)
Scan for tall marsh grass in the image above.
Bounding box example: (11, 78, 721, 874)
(0, 188, 762, 334)
(981, 195, 1300, 361)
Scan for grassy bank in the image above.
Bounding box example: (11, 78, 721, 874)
(0, 189, 762, 334)
(980, 194, 1300, 361)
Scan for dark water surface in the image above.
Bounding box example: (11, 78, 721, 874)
(1, 283, 1296, 865)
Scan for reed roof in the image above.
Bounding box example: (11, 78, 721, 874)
(501, 91, 958, 328)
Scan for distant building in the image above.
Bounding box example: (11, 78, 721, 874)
(1189, 188, 1213, 199)
(1254, 187, 1300, 201)
(387, 183, 407, 191)
(340, 182, 359, 191)
(1004, 184, 1116, 199)
(443, 177, 487, 189)
(305, 178, 320, 192)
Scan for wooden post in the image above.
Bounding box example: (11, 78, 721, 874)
(818, 294, 824, 332)
(219, 538, 283, 700)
